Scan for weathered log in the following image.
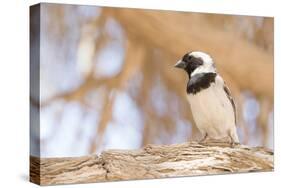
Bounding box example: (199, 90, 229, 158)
(30, 155, 106, 185)
(30, 142, 273, 185)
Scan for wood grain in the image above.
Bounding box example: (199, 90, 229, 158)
(30, 142, 273, 185)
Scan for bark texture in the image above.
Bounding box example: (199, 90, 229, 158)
(30, 142, 273, 185)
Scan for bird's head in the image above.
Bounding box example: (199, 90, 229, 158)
(174, 51, 216, 78)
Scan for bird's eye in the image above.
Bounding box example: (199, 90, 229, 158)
(188, 56, 192, 60)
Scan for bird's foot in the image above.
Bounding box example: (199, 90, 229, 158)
(199, 134, 208, 144)
(230, 142, 240, 148)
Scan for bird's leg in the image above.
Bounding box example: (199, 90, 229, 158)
(228, 132, 240, 148)
(230, 138, 236, 148)
(199, 133, 208, 143)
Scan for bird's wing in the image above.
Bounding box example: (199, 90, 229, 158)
(223, 83, 237, 125)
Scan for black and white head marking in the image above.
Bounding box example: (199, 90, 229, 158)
(174, 51, 216, 78)
(175, 51, 217, 94)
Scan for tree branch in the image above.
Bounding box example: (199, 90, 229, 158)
(30, 142, 273, 185)
(104, 9, 273, 100)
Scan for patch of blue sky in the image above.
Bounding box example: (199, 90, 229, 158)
(101, 91, 143, 152)
(94, 41, 125, 78)
(42, 102, 85, 157)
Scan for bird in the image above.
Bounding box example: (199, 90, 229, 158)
(174, 51, 239, 146)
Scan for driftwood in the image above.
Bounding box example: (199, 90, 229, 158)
(30, 142, 273, 185)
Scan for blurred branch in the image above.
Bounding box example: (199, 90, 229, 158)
(40, 75, 110, 107)
(104, 8, 273, 100)
(90, 92, 115, 152)
(89, 39, 146, 152)
(30, 142, 273, 186)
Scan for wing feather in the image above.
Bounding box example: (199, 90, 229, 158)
(223, 84, 237, 125)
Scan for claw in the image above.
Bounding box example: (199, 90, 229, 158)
(199, 134, 208, 143)
(230, 142, 240, 148)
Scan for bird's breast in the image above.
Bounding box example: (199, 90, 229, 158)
(187, 82, 235, 138)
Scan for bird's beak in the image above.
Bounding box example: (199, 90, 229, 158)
(174, 60, 185, 69)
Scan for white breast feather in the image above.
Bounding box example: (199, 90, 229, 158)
(187, 75, 238, 141)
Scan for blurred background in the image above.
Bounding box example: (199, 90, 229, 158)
(30, 3, 274, 157)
